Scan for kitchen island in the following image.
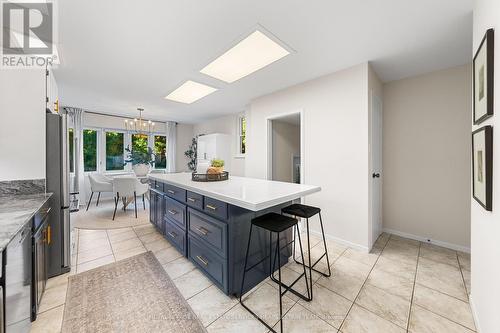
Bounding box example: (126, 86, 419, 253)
(148, 172, 320, 296)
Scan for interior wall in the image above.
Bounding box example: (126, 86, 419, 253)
(471, 0, 500, 331)
(0, 69, 47, 181)
(247, 63, 371, 250)
(272, 121, 300, 182)
(382, 64, 472, 251)
(176, 123, 194, 172)
(193, 113, 246, 176)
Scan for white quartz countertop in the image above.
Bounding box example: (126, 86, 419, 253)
(148, 173, 321, 211)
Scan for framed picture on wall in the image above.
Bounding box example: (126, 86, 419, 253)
(472, 126, 493, 211)
(473, 28, 494, 124)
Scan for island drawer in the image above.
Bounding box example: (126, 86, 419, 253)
(164, 184, 186, 202)
(154, 181, 164, 192)
(189, 237, 227, 291)
(204, 197, 228, 220)
(186, 191, 203, 210)
(188, 208, 227, 257)
(165, 196, 186, 229)
(164, 219, 186, 255)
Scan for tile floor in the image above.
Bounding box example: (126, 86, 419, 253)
(30, 222, 475, 333)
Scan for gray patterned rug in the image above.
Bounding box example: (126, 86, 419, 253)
(62, 252, 207, 333)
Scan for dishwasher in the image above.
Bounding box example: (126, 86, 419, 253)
(5, 224, 32, 333)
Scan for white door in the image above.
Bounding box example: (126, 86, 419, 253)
(371, 93, 383, 246)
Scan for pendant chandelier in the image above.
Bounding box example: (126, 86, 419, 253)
(124, 108, 155, 135)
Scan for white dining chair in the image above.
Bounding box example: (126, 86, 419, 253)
(112, 177, 149, 220)
(87, 173, 113, 211)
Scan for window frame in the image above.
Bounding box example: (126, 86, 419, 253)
(236, 114, 246, 157)
(153, 134, 167, 169)
(104, 129, 126, 172)
(82, 127, 100, 173)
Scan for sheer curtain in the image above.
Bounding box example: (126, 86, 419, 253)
(65, 107, 86, 205)
(166, 121, 176, 173)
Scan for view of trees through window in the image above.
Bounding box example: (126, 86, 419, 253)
(239, 116, 246, 154)
(68, 128, 74, 173)
(106, 132, 124, 170)
(154, 135, 167, 169)
(83, 129, 97, 171)
(131, 134, 149, 155)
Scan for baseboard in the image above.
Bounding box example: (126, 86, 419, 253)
(307, 229, 370, 253)
(469, 294, 481, 333)
(382, 228, 471, 253)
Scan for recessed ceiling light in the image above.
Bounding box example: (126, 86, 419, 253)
(164, 80, 218, 104)
(200, 30, 290, 83)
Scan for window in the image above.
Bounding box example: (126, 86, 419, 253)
(68, 128, 74, 173)
(131, 134, 149, 155)
(154, 135, 167, 169)
(83, 129, 97, 172)
(105, 131, 124, 171)
(238, 115, 246, 154)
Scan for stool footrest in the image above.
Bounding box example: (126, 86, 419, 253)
(269, 272, 312, 302)
(293, 252, 331, 277)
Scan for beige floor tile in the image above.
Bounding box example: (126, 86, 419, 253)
(342, 248, 378, 267)
(267, 266, 312, 302)
(78, 237, 110, 252)
(144, 237, 172, 252)
(206, 304, 268, 333)
(325, 239, 348, 257)
(416, 257, 467, 301)
(107, 229, 137, 243)
(38, 283, 67, 313)
(76, 254, 115, 273)
(408, 304, 475, 333)
(389, 235, 420, 247)
(299, 232, 322, 249)
(173, 268, 213, 299)
(162, 256, 196, 279)
(419, 243, 459, 267)
(114, 245, 147, 261)
(356, 284, 410, 328)
(333, 256, 372, 278)
(76, 244, 113, 264)
(139, 231, 164, 243)
(462, 269, 471, 295)
(154, 246, 183, 264)
(366, 268, 414, 300)
(188, 285, 238, 327)
(285, 258, 328, 282)
(380, 246, 418, 267)
(317, 270, 365, 301)
(278, 303, 337, 333)
(106, 227, 133, 235)
(241, 282, 295, 328)
(458, 252, 471, 271)
(373, 255, 416, 281)
(298, 283, 352, 329)
(78, 229, 108, 238)
(45, 273, 69, 290)
(30, 304, 64, 333)
(341, 304, 405, 333)
(413, 284, 475, 330)
(110, 237, 143, 252)
(133, 224, 157, 236)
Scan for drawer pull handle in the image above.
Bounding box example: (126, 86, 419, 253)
(167, 190, 175, 194)
(168, 231, 177, 238)
(196, 226, 209, 236)
(168, 210, 178, 215)
(206, 204, 217, 211)
(187, 197, 196, 202)
(196, 255, 209, 266)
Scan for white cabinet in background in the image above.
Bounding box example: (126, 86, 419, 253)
(197, 133, 231, 172)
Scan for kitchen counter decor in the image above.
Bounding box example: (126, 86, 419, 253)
(191, 171, 229, 182)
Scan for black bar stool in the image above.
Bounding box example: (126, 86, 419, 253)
(281, 203, 331, 300)
(239, 212, 310, 333)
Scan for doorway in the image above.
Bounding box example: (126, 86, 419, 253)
(267, 111, 303, 184)
(370, 93, 383, 246)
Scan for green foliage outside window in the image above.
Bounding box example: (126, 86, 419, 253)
(106, 132, 124, 170)
(83, 129, 97, 172)
(132, 134, 149, 155)
(240, 117, 246, 154)
(154, 135, 167, 169)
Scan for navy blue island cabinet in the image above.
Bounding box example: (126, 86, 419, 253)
(147, 173, 320, 297)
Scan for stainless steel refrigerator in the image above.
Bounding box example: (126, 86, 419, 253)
(46, 112, 71, 277)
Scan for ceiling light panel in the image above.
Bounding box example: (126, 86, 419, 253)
(200, 30, 290, 83)
(165, 80, 217, 104)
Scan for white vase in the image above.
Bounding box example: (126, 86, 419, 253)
(133, 164, 150, 177)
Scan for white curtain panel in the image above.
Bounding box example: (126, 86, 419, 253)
(66, 107, 86, 204)
(166, 121, 177, 173)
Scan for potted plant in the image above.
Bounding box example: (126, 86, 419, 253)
(184, 136, 198, 172)
(207, 158, 225, 174)
(125, 146, 155, 177)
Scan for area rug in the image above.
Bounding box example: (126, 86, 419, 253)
(72, 199, 150, 230)
(62, 252, 207, 333)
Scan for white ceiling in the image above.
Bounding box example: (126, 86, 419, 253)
(55, 0, 473, 123)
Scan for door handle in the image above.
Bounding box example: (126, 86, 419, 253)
(372, 173, 380, 178)
(206, 204, 217, 211)
(196, 226, 209, 236)
(168, 210, 178, 215)
(196, 255, 209, 266)
(168, 231, 177, 238)
(187, 197, 196, 202)
(167, 190, 175, 194)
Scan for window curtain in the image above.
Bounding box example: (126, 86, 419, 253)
(166, 121, 176, 173)
(65, 107, 86, 205)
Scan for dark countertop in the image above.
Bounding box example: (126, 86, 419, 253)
(0, 192, 53, 252)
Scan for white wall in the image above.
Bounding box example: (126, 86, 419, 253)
(0, 69, 47, 181)
(193, 113, 246, 176)
(471, 0, 500, 331)
(247, 63, 371, 250)
(382, 64, 472, 251)
(176, 123, 194, 172)
(272, 121, 300, 182)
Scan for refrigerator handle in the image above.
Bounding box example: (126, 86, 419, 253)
(60, 113, 70, 207)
